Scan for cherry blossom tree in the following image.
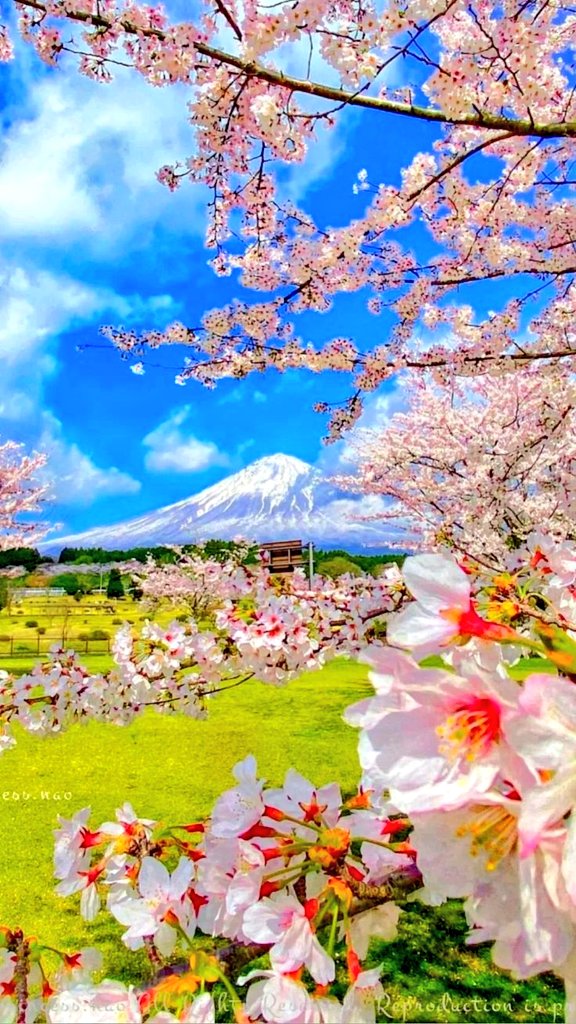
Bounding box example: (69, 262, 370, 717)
(7, 3, 576, 1018)
(3, 0, 576, 436)
(0, 440, 47, 550)
(337, 365, 576, 564)
(5, 538, 576, 1021)
(0, 560, 404, 753)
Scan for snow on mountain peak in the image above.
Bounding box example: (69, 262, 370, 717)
(40, 453, 390, 553)
(251, 453, 312, 472)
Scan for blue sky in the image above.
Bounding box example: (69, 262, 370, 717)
(0, 11, 517, 536)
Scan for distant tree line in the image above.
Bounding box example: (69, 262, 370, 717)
(0, 544, 406, 586)
(56, 540, 260, 565)
(0, 547, 52, 570)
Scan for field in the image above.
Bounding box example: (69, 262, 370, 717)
(0, 596, 565, 1021)
(0, 593, 180, 656)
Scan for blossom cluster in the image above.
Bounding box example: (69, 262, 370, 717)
(6, 539, 576, 1018)
(1, 0, 574, 439)
(336, 367, 576, 563)
(6, 763, 417, 1023)
(0, 561, 402, 751)
(0, 440, 47, 550)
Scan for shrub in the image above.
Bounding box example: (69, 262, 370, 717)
(90, 629, 110, 640)
(25, 620, 38, 628)
(36, 627, 46, 635)
(0, 634, 11, 642)
(112, 618, 122, 625)
(50, 573, 80, 596)
(77, 632, 90, 641)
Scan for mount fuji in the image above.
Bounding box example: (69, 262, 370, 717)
(40, 454, 391, 553)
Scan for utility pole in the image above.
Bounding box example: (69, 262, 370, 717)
(308, 541, 314, 588)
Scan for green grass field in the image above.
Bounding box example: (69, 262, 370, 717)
(0, 602, 566, 1021)
(0, 594, 181, 656)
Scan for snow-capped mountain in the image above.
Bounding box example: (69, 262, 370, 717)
(40, 454, 391, 553)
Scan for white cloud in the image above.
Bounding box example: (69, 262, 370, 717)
(143, 406, 230, 473)
(0, 259, 176, 424)
(0, 62, 204, 247)
(218, 386, 268, 405)
(317, 384, 408, 472)
(0, 264, 107, 365)
(38, 413, 141, 505)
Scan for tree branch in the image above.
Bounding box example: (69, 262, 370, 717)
(13, 0, 576, 139)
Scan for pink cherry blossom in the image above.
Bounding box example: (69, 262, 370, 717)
(341, 967, 384, 1024)
(240, 968, 316, 1024)
(210, 755, 265, 838)
(387, 553, 517, 653)
(348, 647, 522, 813)
(243, 892, 335, 983)
(110, 856, 195, 954)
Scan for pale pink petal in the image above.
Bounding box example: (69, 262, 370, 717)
(386, 604, 456, 650)
(519, 769, 576, 855)
(402, 554, 470, 612)
(138, 857, 170, 899)
(182, 994, 216, 1023)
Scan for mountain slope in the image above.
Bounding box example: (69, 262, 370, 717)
(41, 454, 390, 552)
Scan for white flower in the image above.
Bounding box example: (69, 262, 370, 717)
(341, 968, 383, 1024)
(348, 903, 401, 960)
(243, 893, 334, 984)
(240, 969, 315, 1024)
(210, 756, 264, 838)
(46, 982, 141, 1023)
(111, 856, 194, 954)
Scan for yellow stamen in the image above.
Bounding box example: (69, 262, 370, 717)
(455, 803, 517, 871)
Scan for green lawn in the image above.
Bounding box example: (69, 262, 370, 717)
(0, 657, 565, 1020)
(0, 595, 191, 657)
(0, 661, 365, 972)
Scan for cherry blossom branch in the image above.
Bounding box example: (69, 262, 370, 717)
(12, 0, 576, 138)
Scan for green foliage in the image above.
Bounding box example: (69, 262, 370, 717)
(506, 656, 558, 681)
(0, 579, 8, 611)
(36, 627, 46, 635)
(50, 573, 80, 596)
(0, 548, 41, 571)
(364, 902, 562, 1022)
(317, 556, 363, 578)
(534, 621, 576, 674)
(24, 620, 38, 628)
(56, 539, 259, 566)
(106, 568, 124, 599)
(89, 629, 110, 640)
(315, 549, 406, 575)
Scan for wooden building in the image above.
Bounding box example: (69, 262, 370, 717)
(260, 539, 305, 574)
